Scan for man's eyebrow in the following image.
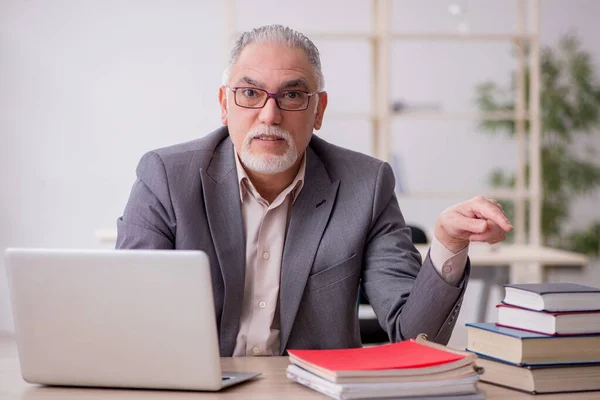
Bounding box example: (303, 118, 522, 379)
(237, 76, 263, 87)
(279, 79, 310, 91)
(234, 77, 311, 91)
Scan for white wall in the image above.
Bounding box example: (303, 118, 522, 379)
(2, 0, 600, 334)
(0, 0, 226, 333)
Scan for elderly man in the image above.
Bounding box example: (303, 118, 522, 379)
(116, 25, 512, 357)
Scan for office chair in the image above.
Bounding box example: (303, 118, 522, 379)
(358, 225, 428, 345)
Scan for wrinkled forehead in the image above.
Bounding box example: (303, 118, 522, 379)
(229, 43, 317, 91)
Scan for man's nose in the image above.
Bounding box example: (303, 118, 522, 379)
(258, 97, 282, 125)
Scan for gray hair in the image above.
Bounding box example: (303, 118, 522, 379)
(222, 25, 325, 91)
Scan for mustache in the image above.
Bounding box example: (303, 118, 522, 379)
(246, 125, 291, 141)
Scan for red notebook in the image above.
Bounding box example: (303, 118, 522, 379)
(289, 339, 463, 371)
(287, 336, 477, 382)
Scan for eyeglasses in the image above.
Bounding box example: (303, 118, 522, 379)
(226, 86, 318, 111)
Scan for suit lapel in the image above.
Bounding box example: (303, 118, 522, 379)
(199, 138, 245, 357)
(279, 146, 340, 354)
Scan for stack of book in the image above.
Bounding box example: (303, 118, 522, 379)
(467, 282, 600, 394)
(286, 334, 484, 400)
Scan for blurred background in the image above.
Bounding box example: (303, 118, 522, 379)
(1, 0, 599, 346)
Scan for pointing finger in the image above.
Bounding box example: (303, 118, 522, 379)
(469, 197, 513, 232)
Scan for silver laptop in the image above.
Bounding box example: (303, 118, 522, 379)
(5, 248, 260, 391)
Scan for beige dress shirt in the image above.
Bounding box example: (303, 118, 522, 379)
(232, 150, 468, 356)
(232, 152, 306, 356)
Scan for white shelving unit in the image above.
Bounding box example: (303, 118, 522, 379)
(368, 0, 542, 252)
(224, 0, 541, 248)
(222, 0, 553, 283)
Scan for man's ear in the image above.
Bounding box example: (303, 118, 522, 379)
(313, 91, 328, 130)
(218, 86, 228, 125)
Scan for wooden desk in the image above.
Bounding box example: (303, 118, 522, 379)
(415, 243, 588, 284)
(2, 337, 599, 400)
(415, 243, 588, 267)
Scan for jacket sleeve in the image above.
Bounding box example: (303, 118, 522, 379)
(360, 162, 470, 344)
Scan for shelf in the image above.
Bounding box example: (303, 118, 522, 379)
(327, 112, 375, 120)
(396, 189, 531, 201)
(95, 229, 117, 243)
(235, 32, 535, 43)
(391, 111, 530, 121)
(390, 32, 535, 42)
(234, 32, 375, 41)
(306, 32, 375, 41)
(327, 111, 529, 121)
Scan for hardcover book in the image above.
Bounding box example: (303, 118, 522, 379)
(496, 304, 600, 335)
(466, 322, 600, 365)
(503, 283, 600, 312)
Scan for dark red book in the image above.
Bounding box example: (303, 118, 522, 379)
(496, 304, 600, 335)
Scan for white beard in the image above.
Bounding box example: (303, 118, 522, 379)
(239, 125, 298, 174)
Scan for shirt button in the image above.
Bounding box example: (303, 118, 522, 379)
(262, 251, 270, 260)
(443, 266, 452, 273)
(259, 301, 266, 309)
(252, 346, 260, 355)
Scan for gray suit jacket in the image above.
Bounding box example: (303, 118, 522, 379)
(116, 126, 469, 356)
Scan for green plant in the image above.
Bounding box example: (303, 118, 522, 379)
(475, 33, 600, 256)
